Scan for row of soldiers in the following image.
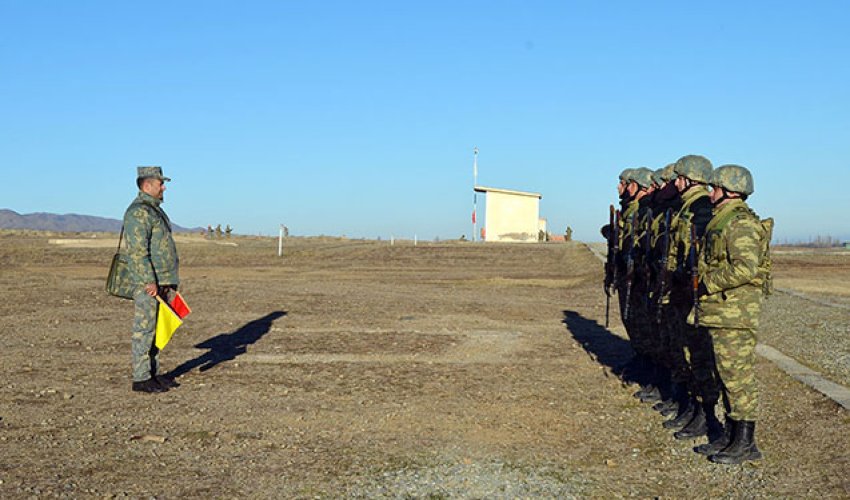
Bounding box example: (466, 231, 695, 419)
(602, 154, 773, 465)
(206, 224, 233, 239)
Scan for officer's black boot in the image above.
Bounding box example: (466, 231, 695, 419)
(155, 375, 180, 389)
(663, 396, 696, 430)
(709, 420, 762, 464)
(695, 415, 735, 455)
(132, 378, 168, 393)
(674, 402, 708, 440)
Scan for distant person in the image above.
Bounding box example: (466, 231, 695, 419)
(225, 224, 232, 238)
(123, 166, 180, 394)
(565, 226, 573, 241)
(207, 225, 213, 239)
(215, 224, 222, 239)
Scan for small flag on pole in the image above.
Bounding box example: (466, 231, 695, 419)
(472, 210, 476, 224)
(155, 296, 183, 350)
(169, 292, 191, 319)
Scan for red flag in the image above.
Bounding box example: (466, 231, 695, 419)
(472, 210, 476, 224)
(169, 292, 192, 319)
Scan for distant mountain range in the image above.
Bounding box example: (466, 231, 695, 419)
(0, 209, 201, 233)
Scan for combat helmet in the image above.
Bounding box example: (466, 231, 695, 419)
(628, 167, 655, 189)
(711, 164, 754, 195)
(673, 155, 713, 183)
(652, 163, 676, 185)
(619, 168, 635, 182)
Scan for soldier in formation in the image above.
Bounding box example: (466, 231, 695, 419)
(603, 155, 772, 465)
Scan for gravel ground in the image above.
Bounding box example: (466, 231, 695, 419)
(760, 291, 850, 387)
(347, 461, 581, 499)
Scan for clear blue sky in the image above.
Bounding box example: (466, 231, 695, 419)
(2, 1, 848, 241)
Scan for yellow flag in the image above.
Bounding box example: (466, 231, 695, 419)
(154, 297, 183, 350)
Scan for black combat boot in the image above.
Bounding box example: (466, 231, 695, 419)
(654, 382, 685, 414)
(709, 420, 762, 464)
(653, 398, 677, 413)
(132, 378, 168, 393)
(155, 375, 180, 388)
(674, 403, 707, 440)
(695, 415, 735, 455)
(663, 397, 696, 430)
(638, 385, 662, 403)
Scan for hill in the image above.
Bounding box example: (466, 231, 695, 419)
(0, 208, 201, 233)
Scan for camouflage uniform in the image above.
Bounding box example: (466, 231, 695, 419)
(664, 185, 718, 404)
(124, 172, 180, 383)
(689, 198, 768, 421)
(626, 196, 659, 360)
(617, 197, 641, 347)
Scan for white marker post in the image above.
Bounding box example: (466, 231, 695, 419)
(472, 147, 479, 242)
(278, 224, 285, 257)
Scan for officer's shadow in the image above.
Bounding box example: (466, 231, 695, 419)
(165, 311, 287, 379)
(561, 310, 651, 386)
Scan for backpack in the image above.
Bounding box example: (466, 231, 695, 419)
(710, 206, 774, 296)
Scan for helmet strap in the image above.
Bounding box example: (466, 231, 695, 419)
(713, 187, 735, 205)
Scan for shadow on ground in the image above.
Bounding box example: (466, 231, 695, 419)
(561, 309, 649, 385)
(166, 311, 287, 378)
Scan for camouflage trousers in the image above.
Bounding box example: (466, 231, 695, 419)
(131, 287, 171, 382)
(709, 327, 759, 421)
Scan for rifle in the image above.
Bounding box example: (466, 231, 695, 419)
(604, 205, 619, 327)
(689, 222, 700, 328)
(643, 208, 653, 308)
(622, 211, 637, 323)
(655, 209, 672, 324)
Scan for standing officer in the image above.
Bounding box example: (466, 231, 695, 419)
(692, 165, 771, 464)
(124, 166, 180, 393)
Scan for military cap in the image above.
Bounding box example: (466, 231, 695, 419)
(711, 164, 754, 195)
(628, 167, 655, 189)
(137, 166, 171, 182)
(673, 155, 712, 183)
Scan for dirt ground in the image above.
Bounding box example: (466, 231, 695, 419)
(1, 232, 848, 498)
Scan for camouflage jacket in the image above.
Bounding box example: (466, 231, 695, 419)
(689, 199, 767, 329)
(619, 199, 640, 252)
(666, 186, 712, 274)
(123, 192, 180, 286)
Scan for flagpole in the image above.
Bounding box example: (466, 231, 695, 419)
(472, 147, 478, 242)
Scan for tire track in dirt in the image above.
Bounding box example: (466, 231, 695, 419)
(241, 330, 551, 365)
